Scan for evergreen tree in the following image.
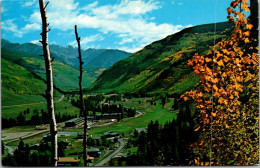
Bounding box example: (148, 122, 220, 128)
(2, 141, 5, 154)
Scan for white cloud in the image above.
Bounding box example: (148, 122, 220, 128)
(1, 19, 40, 37)
(28, 10, 41, 23)
(118, 37, 134, 45)
(1, 19, 18, 33)
(82, 1, 98, 11)
(31, 40, 56, 46)
(81, 34, 104, 44)
(22, 0, 37, 7)
(91, 0, 160, 17)
(21, 23, 41, 31)
(117, 45, 143, 53)
(26, 0, 188, 52)
(49, 0, 79, 11)
(30, 40, 40, 44)
(69, 34, 104, 49)
(171, 0, 183, 6)
(30, 39, 42, 46)
(1, 6, 6, 13)
(50, 41, 57, 45)
(1, 19, 23, 37)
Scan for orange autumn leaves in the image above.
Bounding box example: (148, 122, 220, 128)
(182, 0, 258, 126)
(181, 0, 259, 165)
(227, 0, 252, 44)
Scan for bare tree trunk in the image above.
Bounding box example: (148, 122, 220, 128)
(250, 0, 258, 38)
(74, 25, 88, 166)
(39, 0, 58, 166)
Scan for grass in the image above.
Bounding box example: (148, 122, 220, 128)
(2, 89, 46, 107)
(3, 97, 176, 142)
(88, 99, 177, 136)
(2, 95, 79, 119)
(6, 132, 46, 146)
(2, 125, 37, 133)
(2, 97, 176, 167)
(124, 147, 138, 154)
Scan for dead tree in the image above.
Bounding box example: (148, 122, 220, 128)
(74, 25, 88, 166)
(39, 0, 58, 166)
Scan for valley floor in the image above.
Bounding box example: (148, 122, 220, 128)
(2, 94, 177, 166)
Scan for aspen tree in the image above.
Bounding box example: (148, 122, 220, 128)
(75, 25, 88, 166)
(39, 0, 58, 166)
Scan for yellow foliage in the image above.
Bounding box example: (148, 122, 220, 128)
(26, 59, 35, 64)
(181, 0, 259, 165)
(162, 57, 170, 61)
(14, 76, 23, 81)
(7, 65, 14, 69)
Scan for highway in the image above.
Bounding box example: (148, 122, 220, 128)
(92, 139, 126, 166)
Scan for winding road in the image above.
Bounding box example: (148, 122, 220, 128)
(92, 139, 126, 166)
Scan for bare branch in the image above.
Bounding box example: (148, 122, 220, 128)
(44, 1, 49, 9)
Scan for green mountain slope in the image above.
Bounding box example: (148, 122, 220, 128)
(1, 48, 95, 92)
(85, 49, 131, 68)
(2, 58, 48, 106)
(89, 22, 233, 95)
(2, 58, 45, 95)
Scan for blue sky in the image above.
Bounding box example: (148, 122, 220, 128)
(1, 0, 233, 52)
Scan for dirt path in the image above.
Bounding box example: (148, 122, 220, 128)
(2, 94, 64, 108)
(4, 129, 50, 145)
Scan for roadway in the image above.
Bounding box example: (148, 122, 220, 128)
(92, 139, 126, 166)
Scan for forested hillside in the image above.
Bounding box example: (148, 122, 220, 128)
(90, 22, 233, 95)
(1, 48, 95, 92)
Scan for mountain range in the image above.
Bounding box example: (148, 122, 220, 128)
(1, 39, 132, 69)
(1, 39, 131, 105)
(1, 21, 233, 106)
(1, 39, 132, 89)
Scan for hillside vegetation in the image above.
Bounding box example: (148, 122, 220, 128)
(2, 58, 47, 106)
(90, 22, 233, 95)
(1, 48, 95, 91)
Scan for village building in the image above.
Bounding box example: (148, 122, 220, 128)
(87, 147, 101, 157)
(135, 127, 147, 133)
(57, 157, 80, 166)
(103, 131, 120, 138)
